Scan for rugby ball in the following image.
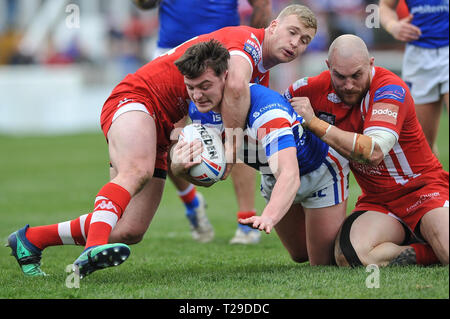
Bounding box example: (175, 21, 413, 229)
(179, 124, 226, 183)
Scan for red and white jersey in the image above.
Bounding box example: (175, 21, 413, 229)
(104, 26, 269, 128)
(286, 66, 445, 195)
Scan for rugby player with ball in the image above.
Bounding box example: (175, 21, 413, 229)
(7, 4, 317, 278)
(172, 40, 350, 265)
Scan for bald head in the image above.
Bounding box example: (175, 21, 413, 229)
(326, 35, 374, 106)
(328, 34, 370, 67)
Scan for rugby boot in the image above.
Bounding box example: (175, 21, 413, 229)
(186, 192, 214, 243)
(72, 243, 130, 279)
(229, 224, 261, 245)
(6, 224, 47, 276)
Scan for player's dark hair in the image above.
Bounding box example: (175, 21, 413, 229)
(175, 39, 230, 79)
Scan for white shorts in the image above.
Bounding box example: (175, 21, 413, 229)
(402, 44, 449, 104)
(260, 148, 350, 209)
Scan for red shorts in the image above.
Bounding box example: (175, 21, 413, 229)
(100, 93, 174, 173)
(354, 170, 449, 231)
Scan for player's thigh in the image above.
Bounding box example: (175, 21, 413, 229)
(304, 200, 347, 265)
(348, 211, 406, 259)
(107, 110, 158, 191)
(419, 207, 449, 263)
(109, 166, 166, 244)
(274, 203, 308, 263)
(443, 92, 449, 112)
(414, 101, 442, 140)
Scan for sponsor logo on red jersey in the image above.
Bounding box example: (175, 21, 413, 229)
(371, 103, 399, 125)
(243, 37, 262, 65)
(373, 85, 406, 102)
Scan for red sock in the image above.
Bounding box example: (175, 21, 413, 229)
(85, 182, 131, 249)
(25, 213, 93, 250)
(25, 183, 130, 250)
(70, 213, 92, 245)
(178, 184, 196, 204)
(25, 224, 62, 250)
(237, 210, 256, 221)
(411, 243, 440, 265)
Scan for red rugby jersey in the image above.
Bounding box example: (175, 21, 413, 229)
(108, 26, 269, 126)
(286, 66, 443, 194)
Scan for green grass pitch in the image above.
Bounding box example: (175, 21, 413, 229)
(0, 112, 448, 300)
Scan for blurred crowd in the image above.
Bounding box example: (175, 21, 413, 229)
(0, 0, 404, 84)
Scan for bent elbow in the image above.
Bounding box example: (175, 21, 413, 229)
(368, 156, 383, 167)
(367, 147, 386, 166)
(227, 82, 248, 100)
(282, 171, 300, 191)
(352, 137, 387, 166)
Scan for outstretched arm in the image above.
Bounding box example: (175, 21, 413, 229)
(239, 147, 299, 234)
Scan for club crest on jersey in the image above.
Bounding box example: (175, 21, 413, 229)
(327, 93, 341, 104)
(374, 85, 406, 102)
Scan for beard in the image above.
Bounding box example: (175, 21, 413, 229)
(333, 75, 371, 107)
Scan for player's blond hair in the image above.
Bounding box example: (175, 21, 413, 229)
(277, 4, 317, 31)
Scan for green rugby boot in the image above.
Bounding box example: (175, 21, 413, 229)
(6, 225, 47, 276)
(72, 243, 131, 279)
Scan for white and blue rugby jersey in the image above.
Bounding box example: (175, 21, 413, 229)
(188, 102, 224, 134)
(158, 0, 240, 49)
(246, 84, 328, 175)
(406, 0, 449, 48)
(189, 84, 329, 175)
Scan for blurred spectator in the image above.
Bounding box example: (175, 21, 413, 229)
(0, 0, 406, 73)
(301, 0, 331, 52)
(327, 0, 374, 48)
(380, 0, 449, 156)
(107, 10, 156, 76)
